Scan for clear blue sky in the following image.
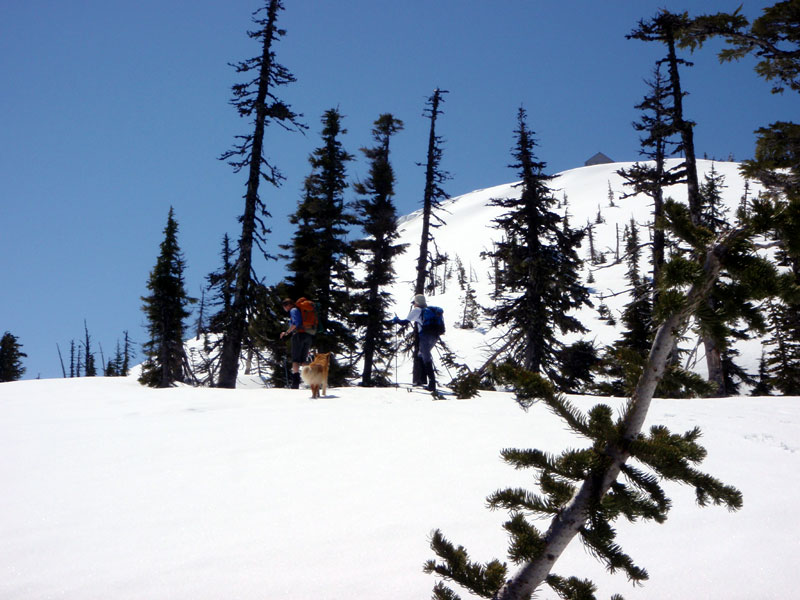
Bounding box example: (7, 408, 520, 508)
(1, 0, 794, 379)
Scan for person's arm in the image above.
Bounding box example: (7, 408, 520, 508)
(392, 306, 422, 326)
(280, 308, 302, 338)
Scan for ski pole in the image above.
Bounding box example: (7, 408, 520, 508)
(435, 344, 453, 380)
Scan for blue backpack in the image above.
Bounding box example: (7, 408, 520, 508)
(421, 306, 445, 335)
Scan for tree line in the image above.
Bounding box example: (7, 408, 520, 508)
(134, 0, 595, 392)
(5, 1, 797, 404)
(0, 324, 134, 382)
(121, 0, 800, 399)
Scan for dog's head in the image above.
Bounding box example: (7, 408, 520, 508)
(312, 352, 331, 366)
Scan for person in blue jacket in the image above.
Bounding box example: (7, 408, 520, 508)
(392, 294, 439, 392)
(280, 298, 312, 389)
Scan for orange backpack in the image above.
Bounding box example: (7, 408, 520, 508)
(295, 297, 318, 335)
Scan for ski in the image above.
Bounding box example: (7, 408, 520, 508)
(395, 383, 454, 399)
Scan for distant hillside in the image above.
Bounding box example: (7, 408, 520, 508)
(388, 159, 766, 385)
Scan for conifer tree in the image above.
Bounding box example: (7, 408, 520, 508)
(454, 256, 482, 329)
(194, 288, 207, 340)
(105, 340, 124, 377)
(751, 349, 773, 396)
(104, 331, 133, 377)
(282, 190, 315, 295)
(351, 114, 407, 387)
(761, 188, 800, 393)
(191, 236, 239, 386)
(459, 279, 481, 330)
(218, 0, 304, 389)
(586, 221, 598, 265)
(281, 108, 358, 384)
(408, 89, 451, 385)
(139, 207, 194, 388)
(0, 332, 26, 382)
(207, 234, 236, 335)
(628, 11, 743, 393)
(765, 298, 800, 394)
(82, 320, 96, 377)
(69, 340, 76, 378)
(628, 10, 702, 225)
(247, 282, 291, 387)
(685, 2, 800, 95)
(683, 2, 800, 230)
(414, 88, 450, 295)
(596, 219, 654, 396)
(617, 63, 681, 295)
(483, 107, 590, 381)
(694, 165, 763, 395)
(121, 330, 132, 377)
(683, 3, 800, 392)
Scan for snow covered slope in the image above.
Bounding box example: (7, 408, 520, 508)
(1, 377, 797, 599)
(3, 160, 797, 600)
(389, 159, 766, 382)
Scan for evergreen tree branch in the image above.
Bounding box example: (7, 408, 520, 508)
(489, 228, 746, 600)
(424, 530, 507, 598)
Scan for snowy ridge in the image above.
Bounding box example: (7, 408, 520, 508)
(389, 159, 766, 380)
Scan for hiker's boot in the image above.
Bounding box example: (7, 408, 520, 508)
(424, 362, 436, 392)
(412, 356, 428, 386)
(291, 372, 301, 389)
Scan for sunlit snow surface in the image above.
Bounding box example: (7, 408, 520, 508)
(3, 161, 797, 599)
(2, 377, 797, 599)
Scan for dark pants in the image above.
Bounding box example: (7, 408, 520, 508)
(418, 331, 438, 367)
(417, 331, 439, 390)
(288, 332, 313, 389)
(290, 332, 313, 364)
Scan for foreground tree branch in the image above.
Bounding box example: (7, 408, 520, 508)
(492, 228, 743, 600)
(427, 226, 748, 600)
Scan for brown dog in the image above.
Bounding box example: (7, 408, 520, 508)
(301, 352, 331, 399)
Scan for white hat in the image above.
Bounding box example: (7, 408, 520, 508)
(413, 294, 427, 307)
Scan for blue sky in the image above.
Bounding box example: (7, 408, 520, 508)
(1, 0, 794, 379)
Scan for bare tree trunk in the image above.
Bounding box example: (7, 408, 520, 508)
(665, 34, 701, 225)
(704, 327, 725, 396)
(414, 89, 443, 296)
(56, 343, 67, 378)
(412, 89, 446, 385)
(494, 230, 740, 600)
(665, 31, 725, 394)
(244, 347, 254, 375)
(219, 0, 280, 389)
